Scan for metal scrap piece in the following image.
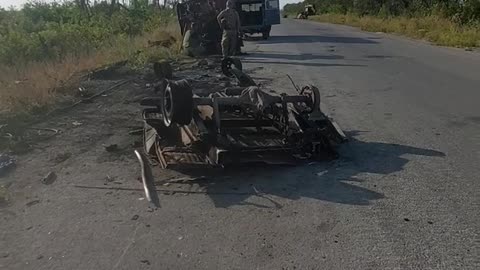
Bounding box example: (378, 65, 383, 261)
(134, 150, 160, 209)
(41, 171, 57, 185)
(230, 68, 256, 87)
(0, 154, 15, 177)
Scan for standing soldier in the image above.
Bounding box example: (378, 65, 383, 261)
(217, 0, 241, 57)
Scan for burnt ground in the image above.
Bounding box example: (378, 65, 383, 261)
(0, 58, 220, 265)
(1, 19, 480, 270)
(1, 57, 330, 270)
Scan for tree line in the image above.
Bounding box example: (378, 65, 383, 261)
(284, 0, 480, 24)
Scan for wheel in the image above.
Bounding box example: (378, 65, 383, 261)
(262, 30, 270, 39)
(262, 31, 269, 39)
(161, 79, 193, 127)
(300, 85, 321, 113)
(221, 57, 243, 77)
(262, 26, 271, 40)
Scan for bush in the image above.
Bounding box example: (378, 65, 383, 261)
(0, 2, 180, 114)
(328, 4, 348, 14)
(0, 2, 175, 65)
(310, 13, 480, 47)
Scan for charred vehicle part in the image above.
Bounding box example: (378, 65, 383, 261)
(177, 0, 222, 55)
(221, 57, 256, 87)
(140, 58, 346, 169)
(296, 4, 316, 19)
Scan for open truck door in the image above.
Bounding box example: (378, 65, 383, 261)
(236, 0, 280, 39)
(261, 0, 280, 39)
(265, 0, 280, 25)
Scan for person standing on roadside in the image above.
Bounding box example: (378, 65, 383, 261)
(217, 0, 241, 57)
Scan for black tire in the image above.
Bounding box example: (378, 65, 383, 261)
(262, 26, 272, 40)
(162, 80, 193, 127)
(221, 57, 243, 77)
(262, 31, 270, 39)
(230, 68, 256, 87)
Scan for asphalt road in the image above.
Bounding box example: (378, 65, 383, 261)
(1, 19, 479, 270)
(241, 19, 480, 269)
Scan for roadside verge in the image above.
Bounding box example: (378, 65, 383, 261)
(308, 14, 480, 49)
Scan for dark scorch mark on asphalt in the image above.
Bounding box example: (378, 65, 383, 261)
(172, 131, 445, 208)
(256, 35, 379, 45)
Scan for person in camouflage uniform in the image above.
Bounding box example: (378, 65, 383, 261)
(182, 23, 206, 57)
(217, 0, 241, 57)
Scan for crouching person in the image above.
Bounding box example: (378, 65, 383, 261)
(182, 23, 206, 57)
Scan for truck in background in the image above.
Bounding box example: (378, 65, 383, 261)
(176, 0, 281, 56)
(235, 0, 281, 39)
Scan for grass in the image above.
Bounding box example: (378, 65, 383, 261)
(310, 13, 480, 48)
(0, 22, 181, 117)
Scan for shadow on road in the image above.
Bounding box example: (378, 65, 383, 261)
(242, 59, 365, 68)
(179, 131, 445, 208)
(241, 52, 365, 68)
(246, 52, 345, 61)
(248, 35, 378, 44)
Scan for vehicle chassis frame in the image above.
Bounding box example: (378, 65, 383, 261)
(142, 84, 346, 169)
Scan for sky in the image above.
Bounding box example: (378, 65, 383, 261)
(1, 0, 58, 8)
(1, 0, 303, 9)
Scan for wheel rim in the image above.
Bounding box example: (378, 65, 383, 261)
(300, 85, 321, 113)
(163, 86, 173, 126)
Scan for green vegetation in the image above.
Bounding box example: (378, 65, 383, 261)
(0, 1, 180, 114)
(284, 0, 480, 48)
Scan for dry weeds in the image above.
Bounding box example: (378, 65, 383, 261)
(311, 14, 480, 48)
(0, 23, 181, 116)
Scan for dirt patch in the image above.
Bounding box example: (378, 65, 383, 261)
(0, 57, 241, 202)
(0, 57, 303, 270)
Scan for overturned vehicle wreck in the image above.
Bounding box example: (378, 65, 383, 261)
(140, 59, 346, 169)
(176, 0, 222, 55)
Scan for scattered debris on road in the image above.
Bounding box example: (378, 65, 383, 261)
(134, 150, 160, 209)
(41, 171, 57, 185)
(74, 184, 258, 196)
(52, 152, 72, 164)
(0, 154, 15, 177)
(105, 175, 115, 183)
(140, 259, 151, 265)
(48, 79, 132, 117)
(104, 144, 119, 152)
(252, 185, 283, 209)
(128, 129, 143, 136)
(26, 127, 60, 134)
(77, 87, 90, 97)
(25, 199, 40, 207)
